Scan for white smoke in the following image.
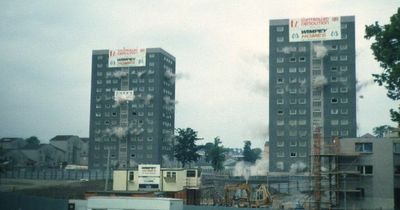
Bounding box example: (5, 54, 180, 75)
(252, 81, 268, 97)
(164, 70, 187, 84)
(143, 94, 154, 105)
(163, 96, 177, 111)
(113, 70, 128, 78)
(232, 154, 269, 181)
(313, 75, 328, 88)
(282, 46, 296, 54)
(162, 155, 176, 168)
(104, 126, 128, 139)
(313, 44, 328, 58)
(356, 80, 374, 92)
(289, 161, 307, 174)
(114, 93, 134, 106)
(137, 70, 147, 77)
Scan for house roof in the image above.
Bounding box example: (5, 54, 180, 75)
(361, 133, 375, 138)
(80, 137, 89, 143)
(39, 143, 66, 153)
(50, 135, 77, 141)
(21, 144, 40, 150)
(0, 137, 23, 142)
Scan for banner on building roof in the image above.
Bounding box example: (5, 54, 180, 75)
(108, 48, 146, 68)
(289, 17, 341, 42)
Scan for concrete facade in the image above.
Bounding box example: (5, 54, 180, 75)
(269, 16, 357, 172)
(50, 135, 83, 165)
(89, 48, 176, 169)
(335, 137, 400, 210)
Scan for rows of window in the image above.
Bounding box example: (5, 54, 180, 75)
(276, 129, 308, 136)
(331, 97, 349, 104)
(330, 87, 349, 93)
(330, 119, 350, 126)
(276, 119, 308, 126)
(330, 130, 349, 136)
(275, 87, 307, 95)
(277, 57, 306, 63)
(276, 151, 307, 158)
(276, 34, 348, 43)
(276, 23, 348, 32)
(276, 140, 307, 147)
(276, 77, 307, 84)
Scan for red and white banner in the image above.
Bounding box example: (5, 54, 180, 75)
(108, 48, 146, 68)
(289, 17, 341, 42)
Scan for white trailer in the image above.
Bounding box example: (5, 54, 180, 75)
(87, 196, 183, 210)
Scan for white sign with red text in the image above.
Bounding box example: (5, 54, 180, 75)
(289, 17, 341, 42)
(108, 48, 146, 68)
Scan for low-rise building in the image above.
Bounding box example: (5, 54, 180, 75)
(50, 135, 83, 165)
(0, 137, 25, 150)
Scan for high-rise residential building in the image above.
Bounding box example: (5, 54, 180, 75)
(268, 16, 357, 172)
(89, 48, 176, 169)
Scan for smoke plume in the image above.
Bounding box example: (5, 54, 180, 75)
(289, 161, 307, 174)
(312, 75, 328, 88)
(313, 44, 328, 58)
(113, 70, 129, 78)
(232, 153, 269, 181)
(356, 80, 374, 92)
(103, 126, 128, 139)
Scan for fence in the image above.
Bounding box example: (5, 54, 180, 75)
(0, 168, 111, 181)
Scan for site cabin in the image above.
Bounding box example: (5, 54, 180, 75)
(87, 196, 183, 210)
(111, 164, 201, 204)
(113, 164, 201, 192)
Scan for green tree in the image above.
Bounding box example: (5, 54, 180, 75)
(242, 141, 260, 164)
(205, 137, 226, 171)
(365, 8, 400, 122)
(174, 128, 201, 167)
(25, 136, 40, 145)
(373, 125, 394, 138)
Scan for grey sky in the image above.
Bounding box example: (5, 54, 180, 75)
(0, 0, 398, 148)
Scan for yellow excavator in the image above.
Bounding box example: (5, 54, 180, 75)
(224, 183, 272, 208)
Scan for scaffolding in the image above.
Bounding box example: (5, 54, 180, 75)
(310, 133, 362, 210)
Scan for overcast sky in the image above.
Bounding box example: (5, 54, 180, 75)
(0, 0, 398, 148)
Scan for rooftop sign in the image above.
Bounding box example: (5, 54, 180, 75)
(108, 48, 146, 68)
(289, 17, 341, 42)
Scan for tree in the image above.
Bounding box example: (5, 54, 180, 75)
(242, 141, 260, 164)
(373, 125, 394, 138)
(174, 128, 201, 167)
(204, 137, 226, 171)
(25, 136, 40, 145)
(365, 8, 400, 122)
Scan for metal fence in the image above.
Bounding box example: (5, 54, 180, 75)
(0, 168, 111, 181)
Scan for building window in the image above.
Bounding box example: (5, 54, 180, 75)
(299, 109, 306, 115)
(395, 165, 400, 175)
(331, 98, 338, 103)
(331, 87, 338, 93)
(289, 57, 296, 62)
(340, 66, 348, 71)
(277, 110, 284, 115)
(340, 44, 348, 50)
(358, 165, 373, 175)
(341, 130, 349, 136)
(289, 120, 297, 127)
(341, 23, 348, 29)
(341, 98, 348, 103)
(277, 141, 284, 147)
(97, 55, 103, 60)
(277, 152, 285, 157)
(277, 130, 284, 136)
(331, 109, 339, 114)
(355, 143, 373, 153)
(331, 130, 339, 136)
(289, 109, 297, 115)
(289, 77, 297, 83)
(277, 78, 284, 84)
(277, 120, 284, 126)
(331, 66, 338, 71)
(331, 120, 339, 125)
(341, 109, 348, 115)
(340, 87, 348, 93)
(276, 88, 284, 94)
(394, 143, 400, 153)
(340, 77, 348, 82)
(299, 141, 307, 147)
(129, 171, 134, 181)
(289, 88, 297, 94)
(341, 119, 349, 125)
(299, 129, 307, 135)
(330, 56, 338, 61)
(298, 46, 306, 52)
(290, 141, 297, 147)
(276, 37, 284, 42)
(298, 67, 306, 73)
(298, 98, 306, 104)
(289, 67, 297, 73)
(299, 88, 306, 94)
(342, 34, 348, 39)
(277, 99, 284, 104)
(277, 57, 284, 63)
(331, 76, 338, 82)
(276, 26, 284, 32)
(290, 152, 297, 157)
(277, 67, 284, 73)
